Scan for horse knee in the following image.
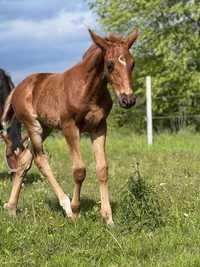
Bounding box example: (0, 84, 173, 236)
(73, 166, 86, 183)
(34, 153, 43, 165)
(26, 119, 43, 154)
(15, 148, 33, 173)
(19, 149, 33, 170)
(34, 154, 50, 175)
(96, 164, 108, 183)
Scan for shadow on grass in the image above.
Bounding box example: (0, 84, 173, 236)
(23, 173, 43, 185)
(0, 171, 42, 185)
(81, 197, 118, 214)
(46, 197, 97, 213)
(46, 196, 118, 215)
(0, 172, 11, 181)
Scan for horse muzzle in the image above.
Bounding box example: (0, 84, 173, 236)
(118, 93, 136, 109)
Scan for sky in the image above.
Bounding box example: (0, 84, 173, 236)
(0, 0, 98, 84)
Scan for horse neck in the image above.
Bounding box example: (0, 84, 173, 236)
(0, 73, 15, 129)
(0, 77, 13, 108)
(7, 116, 23, 152)
(80, 46, 107, 99)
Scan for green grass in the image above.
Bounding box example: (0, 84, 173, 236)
(1, 129, 200, 267)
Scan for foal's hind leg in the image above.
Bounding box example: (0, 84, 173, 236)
(26, 119, 73, 218)
(4, 148, 33, 216)
(62, 121, 86, 217)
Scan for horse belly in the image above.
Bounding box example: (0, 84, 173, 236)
(37, 101, 61, 129)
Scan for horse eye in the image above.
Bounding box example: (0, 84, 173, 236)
(107, 61, 114, 73)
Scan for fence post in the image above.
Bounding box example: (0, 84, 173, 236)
(146, 76, 153, 145)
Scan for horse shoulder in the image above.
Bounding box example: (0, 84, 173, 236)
(12, 73, 56, 121)
(79, 87, 113, 132)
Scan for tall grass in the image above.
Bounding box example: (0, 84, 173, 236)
(120, 162, 165, 231)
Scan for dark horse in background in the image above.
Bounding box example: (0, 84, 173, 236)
(0, 69, 25, 173)
(1, 29, 138, 225)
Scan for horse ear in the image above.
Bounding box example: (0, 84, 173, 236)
(88, 29, 108, 50)
(8, 80, 15, 90)
(126, 29, 139, 49)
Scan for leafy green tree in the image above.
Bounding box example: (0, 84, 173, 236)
(87, 0, 200, 131)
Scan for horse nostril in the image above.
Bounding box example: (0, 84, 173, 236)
(122, 96, 128, 105)
(119, 93, 136, 108)
(131, 95, 136, 105)
(119, 94, 128, 107)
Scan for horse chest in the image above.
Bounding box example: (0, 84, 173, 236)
(80, 105, 106, 132)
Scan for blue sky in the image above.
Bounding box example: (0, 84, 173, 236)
(0, 0, 97, 84)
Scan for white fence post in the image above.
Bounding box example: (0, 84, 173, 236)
(146, 76, 153, 145)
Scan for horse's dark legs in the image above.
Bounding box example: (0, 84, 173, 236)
(91, 122, 113, 225)
(4, 148, 33, 216)
(62, 120, 86, 217)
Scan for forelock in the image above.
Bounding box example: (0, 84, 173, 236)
(0, 68, 11, 79)
(105, 34, 125, 45)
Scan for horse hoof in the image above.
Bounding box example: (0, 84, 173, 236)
(100, 209, 114, 226)
(71, 204, 80, 219)
(72, 212, 81, 220)
(107, 220, 115, 228)
(4, 203, 17, 217)
(68, 210, 81, 220)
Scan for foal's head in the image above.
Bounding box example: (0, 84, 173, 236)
(0, 117, 25, 174)
(89, 29, 139, 109)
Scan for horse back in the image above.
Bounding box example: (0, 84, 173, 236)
(12, 72, 65, 128)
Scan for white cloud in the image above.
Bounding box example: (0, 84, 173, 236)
(0, 9, 95, 43)
(0, 1, 98, 84)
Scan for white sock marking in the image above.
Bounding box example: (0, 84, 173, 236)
(60, 196, 73, 217)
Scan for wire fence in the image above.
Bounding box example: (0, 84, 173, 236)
(129, 96, 200, 118)
(143, 76, 200, 144)
(123, 95, 200, 116)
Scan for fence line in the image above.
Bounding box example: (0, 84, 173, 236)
(145, 76, 200, 144)
(146, 76, 153, 145)
(153, 95, 200, 100)
(152, 114, 200, 120)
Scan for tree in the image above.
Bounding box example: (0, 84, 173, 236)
(88, 0, 200, 131)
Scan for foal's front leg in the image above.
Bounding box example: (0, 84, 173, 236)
(91, 122, 113, 225)
(62, 121, 86, 217)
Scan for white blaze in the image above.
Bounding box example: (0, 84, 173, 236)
(118, 55, 126, 66)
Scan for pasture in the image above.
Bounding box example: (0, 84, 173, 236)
(0, 129, 200, 267)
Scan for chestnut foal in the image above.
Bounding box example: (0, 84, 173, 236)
(2, 29, 138, 225)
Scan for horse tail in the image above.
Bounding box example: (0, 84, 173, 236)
(1, 90, 15, 133)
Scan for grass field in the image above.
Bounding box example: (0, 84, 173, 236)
(0, 129, 200, 267)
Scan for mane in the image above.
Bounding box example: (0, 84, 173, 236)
(0, 68, 14, 89)
(82, 44, 102, 61)
(0, 68, 15, 129)
(82, 34, 125, 62)
(0, 68, 7, 75)
(105, 34, 125, 44)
